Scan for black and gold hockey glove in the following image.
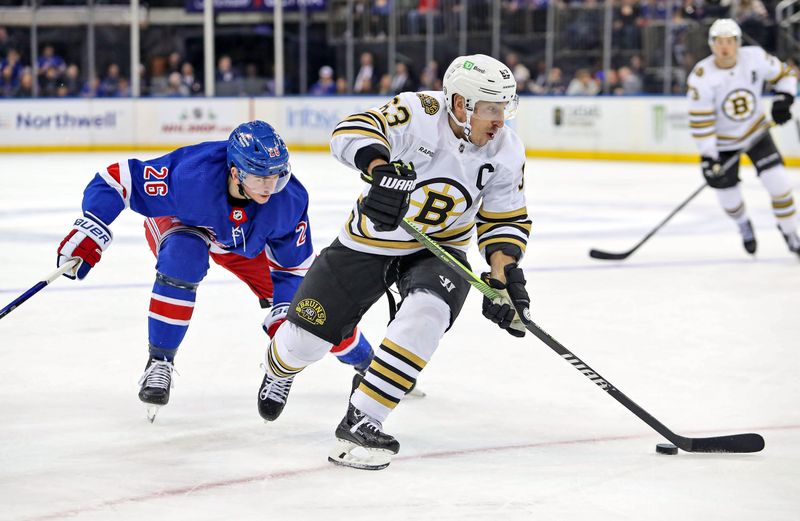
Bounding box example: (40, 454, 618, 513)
(771, 93, 794, 125)
(481, 263, 532, 338)
(360, 160, 417, 232)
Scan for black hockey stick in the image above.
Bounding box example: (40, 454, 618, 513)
(589, 124, 774, 261)
(0, 259, 79, 321)
(400, 218, 764, 453)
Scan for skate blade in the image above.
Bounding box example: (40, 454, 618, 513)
(327, 439, 393, 470)
(145, 404, 161, 423)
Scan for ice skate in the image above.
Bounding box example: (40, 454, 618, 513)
(328, 404, 399, 470)
(137, 357, 175, 423)
(779, 228, 800, 257)
(257, 367, 294, 421)
(738, 220, 757, 255)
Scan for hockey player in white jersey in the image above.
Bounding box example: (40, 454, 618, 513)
(255, 54, 533, 469)
(687, 19, 800, 256)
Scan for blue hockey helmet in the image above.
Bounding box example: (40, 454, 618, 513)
(227, 120, 292, 194)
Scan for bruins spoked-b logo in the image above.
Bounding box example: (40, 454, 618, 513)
(295, 298, 326, 326)
(722, 89, 756, 121)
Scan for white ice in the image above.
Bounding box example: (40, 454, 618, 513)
(0, 152, 798, 521)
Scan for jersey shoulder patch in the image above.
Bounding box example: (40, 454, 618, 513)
(416, 93, 441, 115)
(693, 66, 704, 78)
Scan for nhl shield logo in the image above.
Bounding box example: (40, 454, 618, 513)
(229, 208, 248, 225)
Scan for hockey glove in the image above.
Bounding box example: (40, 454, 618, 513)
(700, 156, 722, 179)
(359, 160, 417, 232)
(481, 263, 532, 338)
(262, 303, 289, 338)
(771, 93, 794, 125)
(57, 213, 113, 280)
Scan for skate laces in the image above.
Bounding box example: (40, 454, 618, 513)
(259, 364, 294, 404)
(350, 408, 382, 435)
(138, 359, 176, 390)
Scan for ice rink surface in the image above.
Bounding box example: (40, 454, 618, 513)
(1, 151, 798, 521)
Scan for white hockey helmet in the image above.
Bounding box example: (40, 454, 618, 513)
(708, 19, 741, 48)
(443, 54, 519, 122)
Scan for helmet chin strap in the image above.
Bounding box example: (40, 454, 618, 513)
(447, 106, 477, 145)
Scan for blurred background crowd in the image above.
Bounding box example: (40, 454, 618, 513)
(0, 0, 795, 99)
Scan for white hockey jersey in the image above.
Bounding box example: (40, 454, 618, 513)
(330, 91, 530, 258)
(687, 46, 797, 156)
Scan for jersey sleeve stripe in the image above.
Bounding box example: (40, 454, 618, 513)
(689, 120, 715, 128)
(689, 110, 715, 116)
(366, 109, 388, 134)
(477, 207, 528, 222)
(477, 221, 532, 235)
(99, 161, 132, 208)
(692, 130, 716, 138)
(344, 115, 381, 128)
(264, 249, 315, 272)
(478, 236, 528, 253)
(331, 127, 391, 150)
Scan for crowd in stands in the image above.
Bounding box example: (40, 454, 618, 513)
(0, 0, 788, 99)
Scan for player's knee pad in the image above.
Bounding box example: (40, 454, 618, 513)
(272, 321, 333, 368)
(156, 232, 210, 284)
(758, 165, 792, 197)
(386, 290, 450, 361)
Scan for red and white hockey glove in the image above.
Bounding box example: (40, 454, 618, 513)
(57, 213, 113, 280)
(262, 303, 289, 338)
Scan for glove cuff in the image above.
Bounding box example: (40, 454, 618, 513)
(72, 212, 113, 251)
(263, 303, 290, 337)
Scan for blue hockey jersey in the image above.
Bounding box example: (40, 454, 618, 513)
(79, 140, 314, 306)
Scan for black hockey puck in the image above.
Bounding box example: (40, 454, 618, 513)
(655, 443, 678, 455)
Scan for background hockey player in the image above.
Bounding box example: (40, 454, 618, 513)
(56, 120, 373, 422)
(687, 19, 800, 256)
(255, 54, 533, 470)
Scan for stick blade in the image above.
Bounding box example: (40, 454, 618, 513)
(686, 433, 765, 453)
(588, 248, 631, 261)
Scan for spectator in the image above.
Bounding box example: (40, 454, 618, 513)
(336, 76, 349, 94)
(613, 0, 643, 50)
(13, 68, 34, 98)
(407, 0, 442, 35)
(418, 60, 440, 91)
(61, 64, 82, 97)
(38, 67, 59, 96)
(0, 48, 23, 93)
(353, 51, 375, 93)
(242, 63, 265, 96)
(733, 0, 769, 48)
(215, 55, 242, 96)
(98, 63, 123, 97)
(539, 66, 567, 95)
(377, 73, 393, 95)
(702, 0, 731, 19)
(566, 68, 600, 95)
(166, 51, 182, 75)
(180, 62, 202, 96)
(80, 76, 99, 98)
(37, 45, 66, 82)
(505, 53, 531, 93)
(309, 65, 337, 95)
(116, 77, 131, 97)
(162, 71, 188, 97)
(390, 61, 416, 93)
(618, 66, 643, 94)
(216, 55, 237, 83)
(566, 0, 602, 49)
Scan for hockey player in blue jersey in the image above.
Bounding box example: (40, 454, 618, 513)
(56, 121, 373, 421)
